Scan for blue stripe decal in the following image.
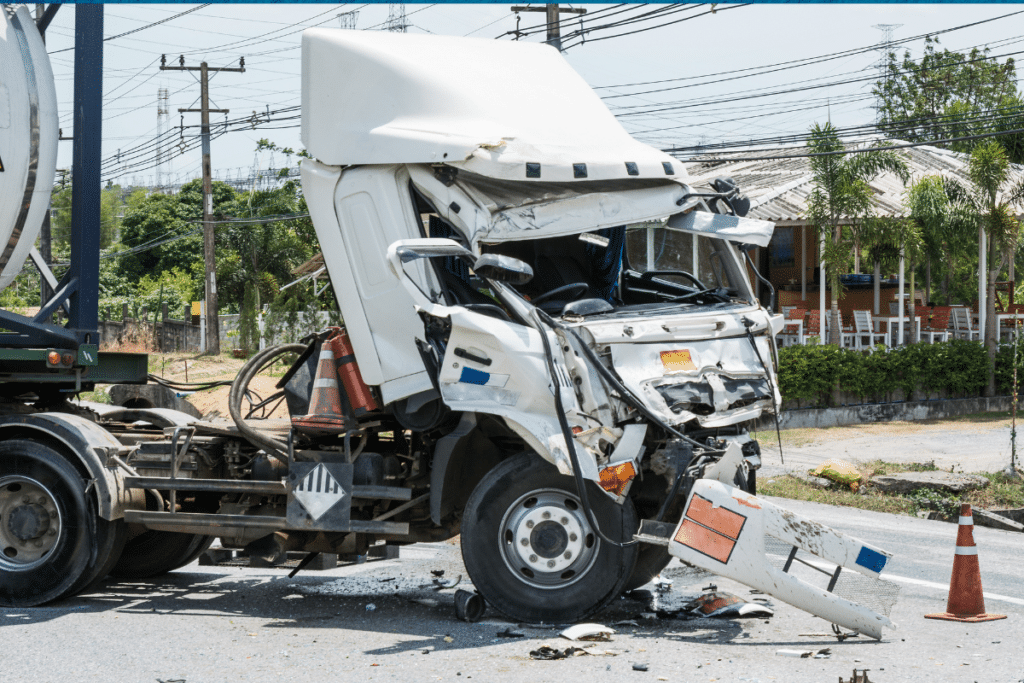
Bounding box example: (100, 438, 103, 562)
(855, 546, 886, 573)
(460, 367, 490, 385)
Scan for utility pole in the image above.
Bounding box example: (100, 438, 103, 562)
(510, 4, 586, 52)
(159, 55, 245, 355)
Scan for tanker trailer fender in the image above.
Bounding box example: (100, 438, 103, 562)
(0, 413, 131, 521)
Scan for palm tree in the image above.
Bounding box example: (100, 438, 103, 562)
(945, 140, 1024, 395)
(806, 123, 910, 345)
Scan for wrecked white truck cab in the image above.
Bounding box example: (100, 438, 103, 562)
(299, 29, 898, 633)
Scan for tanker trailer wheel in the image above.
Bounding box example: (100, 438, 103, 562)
(461, 453, 639, 623)
(0, 439, 111, 606)
(110, 530, 214, 579)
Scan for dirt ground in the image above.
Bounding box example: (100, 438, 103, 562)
(148, 352, 292, 420)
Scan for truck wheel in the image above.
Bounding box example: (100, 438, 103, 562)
(0, 439, 97, 606)
(110, 531, 213, 579)
(462, 453, 639, 623)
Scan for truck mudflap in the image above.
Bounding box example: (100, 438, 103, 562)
(638, 480, 898, 640)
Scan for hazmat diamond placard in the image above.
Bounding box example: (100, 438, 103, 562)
(293, 463, 347, 520)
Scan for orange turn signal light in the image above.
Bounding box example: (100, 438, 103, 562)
(47, 351, 61, 366)
(598, 460, 637, 497)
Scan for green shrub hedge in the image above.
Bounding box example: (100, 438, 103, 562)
(777, 338, 996, 407)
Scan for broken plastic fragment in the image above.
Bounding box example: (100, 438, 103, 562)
(560, 623, 614, 642)
(681, 591, 774, 619)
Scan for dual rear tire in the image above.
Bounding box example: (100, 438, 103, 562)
(0, 439, 210, 607)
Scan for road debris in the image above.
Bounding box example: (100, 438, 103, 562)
(529, 644, 619, 660)
(411, 598, 439, 608)
(838, 670, 873, 683)
(775, 648, 831, 658)
(632, 663, 649, 672)
(529, 646, 584, 660)
(433, 574, 462, 590)
(496, 628, 525, 638)
(653, 575, 673, 592)
(560, 623, 614, 642)
(667, 590, 774, 619)
(454, 589, 485, 622)
(365, 603, 376, 611)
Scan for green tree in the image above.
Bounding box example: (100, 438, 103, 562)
(118, 180, 238, 287)
(237, 281, 259, 355)
(806, 122, 909, 344)
(945, 140, 1024, 394)
(50, 182, 124, 249)
(874, 37, 1024, 161)
(215, 179, 315, 311)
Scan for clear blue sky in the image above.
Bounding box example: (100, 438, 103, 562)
(38, 3, 1024, 188)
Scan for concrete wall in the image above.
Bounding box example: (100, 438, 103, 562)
(757, 396, 1014, 431)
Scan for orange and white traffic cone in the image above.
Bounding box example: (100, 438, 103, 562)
(291, 337, 350, 436)
(924, 503, 1006, 623)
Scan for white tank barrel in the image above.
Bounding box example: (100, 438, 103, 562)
(0, 5, 58, 292)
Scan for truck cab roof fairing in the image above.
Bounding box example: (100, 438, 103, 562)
(300, 29, 684, 184)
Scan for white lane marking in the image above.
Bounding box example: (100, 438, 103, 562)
(882, 573, 1024, 607)
(769, 553, 1024, 607)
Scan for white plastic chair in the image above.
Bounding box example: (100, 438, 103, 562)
(852, 310, 887, 351)
(952, 307, 980, 341)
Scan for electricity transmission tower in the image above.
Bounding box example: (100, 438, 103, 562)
(156, 87, 169, 192)
(873, 23, 902, 124)
(385, 3, 408, 32)
(338, 10, 358, 29)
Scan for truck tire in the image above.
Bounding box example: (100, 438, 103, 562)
(0, 439, 103, 606)
(461, 453, 639, 623)
(110, 531, 214, 580)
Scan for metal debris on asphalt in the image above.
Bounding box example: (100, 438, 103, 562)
(433, 574, 462, 589)
(632, 663, 649, 672)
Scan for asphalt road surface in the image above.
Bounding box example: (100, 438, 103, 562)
(1, 495, 1022, 683)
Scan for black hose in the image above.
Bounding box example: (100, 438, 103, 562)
(228, 343, 308, 461)
(741, 317, 784, 465)
(530, 309, 637, 548)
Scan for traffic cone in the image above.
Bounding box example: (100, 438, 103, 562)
(291, 337, 350, 436)
(924, 503, 1006, 623)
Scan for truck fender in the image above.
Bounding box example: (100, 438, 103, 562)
(429, 413, 501, 525)
(0, 412, 126, 521)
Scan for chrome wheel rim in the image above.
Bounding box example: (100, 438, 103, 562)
(499, 488, 598, 589)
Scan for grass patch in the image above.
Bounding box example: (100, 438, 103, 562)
(966, 472, 1024, 510)
(858, 459, 939, 477)
(760, 475, 915, 515)
(762, 461, 1024, 518)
